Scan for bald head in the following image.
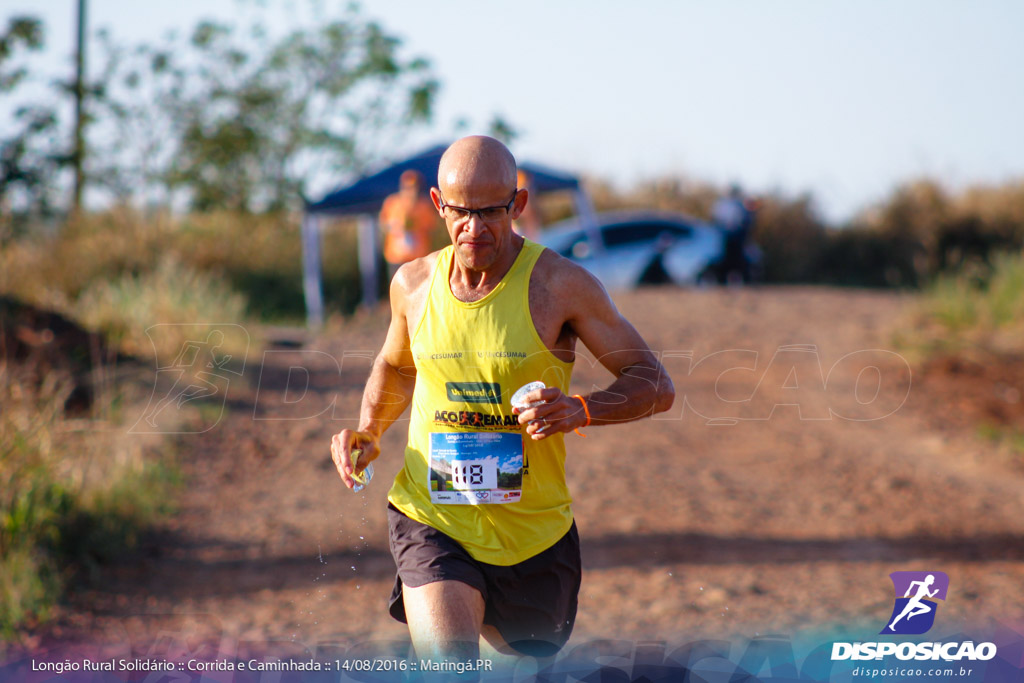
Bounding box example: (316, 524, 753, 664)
(437, 136, 517, 196)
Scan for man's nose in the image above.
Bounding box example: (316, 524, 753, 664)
(462, 213, 487, 235)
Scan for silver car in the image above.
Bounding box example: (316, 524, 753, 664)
(538, 211, 725, 289)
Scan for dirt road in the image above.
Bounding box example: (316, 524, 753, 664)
(35, 286, 1024, 654)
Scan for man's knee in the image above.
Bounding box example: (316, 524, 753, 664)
(480, 624, 519, 657)
(403, 579, 487, 652)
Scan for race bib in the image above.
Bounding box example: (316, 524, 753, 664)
(428, 432, 523, 505)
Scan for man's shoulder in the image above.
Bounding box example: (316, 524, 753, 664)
(392, 249, 445, 296)
(532, 245, 604, 294)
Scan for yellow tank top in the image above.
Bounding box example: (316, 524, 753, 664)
(387, 239, 575, 565)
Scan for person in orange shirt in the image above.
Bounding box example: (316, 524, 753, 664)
(380, 170, 440, 278)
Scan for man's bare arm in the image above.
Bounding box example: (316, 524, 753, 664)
(357, 345, 416, 438)
(331, 270, 417, 488)
(516, 260, 674, 438)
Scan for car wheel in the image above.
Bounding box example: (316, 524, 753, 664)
(697, 264, 719, 287)
(638, 255, 672, 285)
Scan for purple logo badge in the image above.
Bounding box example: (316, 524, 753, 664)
(881, 571, 949, 635)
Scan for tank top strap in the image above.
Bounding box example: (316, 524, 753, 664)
(491, 239, 544, 309)
(410, 246, 453, 348)
(513, 238, 545, 285)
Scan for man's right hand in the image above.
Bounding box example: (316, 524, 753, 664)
(331, 429, 380, 490)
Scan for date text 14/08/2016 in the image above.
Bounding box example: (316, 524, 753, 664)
(339, 659, 494, 674)
(31, 658, 495, 675)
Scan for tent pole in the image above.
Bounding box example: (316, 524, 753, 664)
(358, 214, 380, 309)
(572, 189, 603, 255)
(301, 213, 325, 329)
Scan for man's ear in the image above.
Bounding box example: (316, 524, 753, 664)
(429, 187, 444, 214)
(510, 188, 528, 220)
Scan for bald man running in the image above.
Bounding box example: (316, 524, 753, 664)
(331, 136, 675, 669)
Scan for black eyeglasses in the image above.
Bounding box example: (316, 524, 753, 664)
(437, 190, 518, 224)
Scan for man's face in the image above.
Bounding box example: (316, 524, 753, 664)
(431, 177, 525, 272)
(399, 180, 420, 199)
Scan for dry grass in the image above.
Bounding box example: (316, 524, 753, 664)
(0, 362, 178, 642)
(73, 255, 249, 360)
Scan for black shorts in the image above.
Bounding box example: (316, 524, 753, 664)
(387, 503, 581, 658)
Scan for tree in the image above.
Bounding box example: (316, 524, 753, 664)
(0, 16, 44, 92)
(0, 16, 65, 232)
(95, 6, 438, 213)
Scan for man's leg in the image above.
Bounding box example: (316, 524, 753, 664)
(403, 579, 486, 662)
(480, 625, 555, 678)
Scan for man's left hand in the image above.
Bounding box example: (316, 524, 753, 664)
(512, 387, 587, 440)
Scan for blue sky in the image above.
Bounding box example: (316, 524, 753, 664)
(4, 0, 1022, 221)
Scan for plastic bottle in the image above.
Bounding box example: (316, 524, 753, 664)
(350, 449, 374, 493)
(511, 381, 548, 432)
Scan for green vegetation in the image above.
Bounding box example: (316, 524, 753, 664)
(0, 368, 179, 639)
(74, 256, 248, 359)
(497, 470, 523, 490)
(168, 211, 364, 322)
(0, 207, 365, 641)
(912, 251, 1024, 355)
(2, 5, 438, 225)
(978, 423, 1024, 456)
(1, 4, 433, 636)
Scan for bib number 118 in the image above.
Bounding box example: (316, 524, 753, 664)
(451, 459, 495, 490)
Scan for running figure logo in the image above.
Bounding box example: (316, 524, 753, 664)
(881, 571, 950, 635)
(131, 325, 248, 433)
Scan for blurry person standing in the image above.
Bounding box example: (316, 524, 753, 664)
(381, 169, 441, 279)
(712, 183, 756, 284)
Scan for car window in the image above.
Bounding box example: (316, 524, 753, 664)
(602, 222, 692, 247)
(664, 223, 693, 239)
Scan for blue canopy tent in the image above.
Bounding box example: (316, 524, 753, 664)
(301, 144, 595, 327)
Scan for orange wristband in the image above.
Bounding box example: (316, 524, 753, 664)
(572, 394, 590, 437)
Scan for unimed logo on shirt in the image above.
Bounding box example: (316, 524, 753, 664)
(446, 382, 502, 404)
